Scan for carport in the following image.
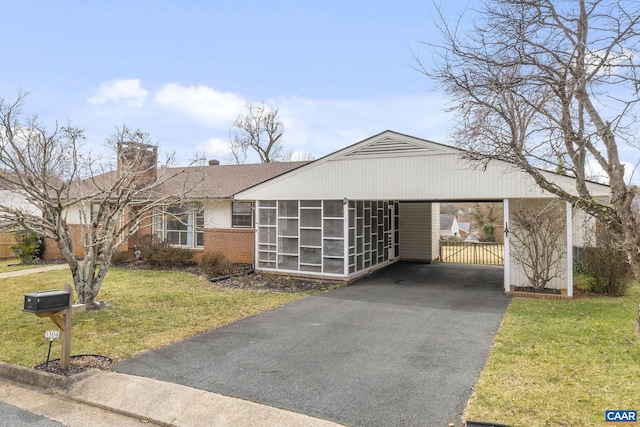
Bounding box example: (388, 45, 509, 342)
(234, 130, 610, 297)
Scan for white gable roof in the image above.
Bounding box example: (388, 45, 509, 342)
(234, 130, 610, 201)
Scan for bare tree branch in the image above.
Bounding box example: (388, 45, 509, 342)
(230, 103, 284, 163)
(420, 0, 640, 279)
(0, 92, 205, 305)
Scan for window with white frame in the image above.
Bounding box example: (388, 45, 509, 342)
(90, 203, 101, 224)
(153, 203, 204, 247)
(232, 202, 253, 228)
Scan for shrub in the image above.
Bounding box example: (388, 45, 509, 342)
(583, 246, 633, 296)
(10, 229, 44, 264)
(200, 251, 232, 278)
(582, 226, 633, 296)
(136, 235, 193, 268)
(109, 250, 129, 266)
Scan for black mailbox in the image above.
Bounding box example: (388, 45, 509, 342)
(23, 290, 71, 313)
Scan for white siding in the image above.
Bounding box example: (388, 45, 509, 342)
(431, 203, 440, 260)
(235, 132, 610, 202)
(399, 203, 434, 261)
(508, 198, 567, 290)
(204, 200, 232, 229)
(572, 208, 596, 247)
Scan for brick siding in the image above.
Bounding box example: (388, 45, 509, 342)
(204, 228, 254, 264)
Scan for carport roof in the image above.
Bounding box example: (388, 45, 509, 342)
(234, 130, 611, 201)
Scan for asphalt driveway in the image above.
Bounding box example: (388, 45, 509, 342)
(113, 262, 510, 426)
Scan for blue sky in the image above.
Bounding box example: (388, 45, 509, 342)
(1, 0, 637, 183)
(1, 0, 461, 165)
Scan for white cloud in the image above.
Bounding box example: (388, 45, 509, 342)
(587, 158, 638, 185)
(585, 48, 635, 76)
(87, 79, 148, 107)
(155, 84, 246, 129)
(198, 137, 231, 160)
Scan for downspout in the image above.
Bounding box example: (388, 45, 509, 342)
(254, 200, 260, 272)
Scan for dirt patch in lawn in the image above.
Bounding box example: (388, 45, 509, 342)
(214, 270, 344, 293)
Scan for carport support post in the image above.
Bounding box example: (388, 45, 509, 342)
(566, 201, 573, 298)
(503, 198, 510, 294)
(343, 197, 349, 279)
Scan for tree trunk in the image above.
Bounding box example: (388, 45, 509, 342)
(73, 259, 102, 306)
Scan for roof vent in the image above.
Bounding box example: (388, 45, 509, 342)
(208, 159, 220, 166)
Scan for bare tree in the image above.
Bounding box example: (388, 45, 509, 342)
(510, 201, 566, 291)
(0, 92, 202, 306)
(420, 0, 640, 279)
(230, 103, 284, 163)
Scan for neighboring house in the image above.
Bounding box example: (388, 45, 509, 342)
(439, 214, 460, 237)
(457, 222, 471, 238)
(0, 184, 42, 259)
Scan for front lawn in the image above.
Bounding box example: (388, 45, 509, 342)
(465, 284, 640, 426)
(1, 268, 306, 367)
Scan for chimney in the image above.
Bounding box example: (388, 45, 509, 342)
(117, 141, 158, 187)
(208, 159, 220, 166)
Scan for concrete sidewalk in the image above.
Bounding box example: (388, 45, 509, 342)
(0, 264, 68, 279)
(0, 362, 343, 427)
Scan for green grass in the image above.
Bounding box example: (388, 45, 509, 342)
(465, 284, 640, 426)
(1, 268, 305, 367)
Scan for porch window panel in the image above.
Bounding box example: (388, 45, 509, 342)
(300, 209, 322, 227)
(259, 260, 276, 269)
(300, 247, 322, 264)
(300, 200, 321, 208)
(258, 251, 276, 262)
(258, 227, 276, 244)
(279, 200, 298, 217)
(259, 208, 276, 226)
(323, 200, 343, 218)
(323, 258, 344, 274)
(260, 200, 276, 208)
(278, 219, 298, 237)
(300, 229, 321, 246)
(278, 255, 298, 270)
(323, 219, 343, 238)
(324, 239, 344, 256)
(279, 237, 299, 255)
(301, 264, 322, 273)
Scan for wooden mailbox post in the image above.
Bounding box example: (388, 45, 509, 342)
(23, 283, 84, 370)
